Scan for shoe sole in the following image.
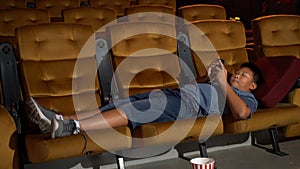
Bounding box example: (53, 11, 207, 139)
(27, 98, 51, 133)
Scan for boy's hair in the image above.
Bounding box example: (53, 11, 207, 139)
(240, 62, 263, 86)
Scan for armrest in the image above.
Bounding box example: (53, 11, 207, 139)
(288, 88, 300, 107)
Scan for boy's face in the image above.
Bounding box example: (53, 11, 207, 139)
(229, 67, 257, 92)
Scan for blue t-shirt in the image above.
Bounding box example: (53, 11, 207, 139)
(223, 87, 258, 119)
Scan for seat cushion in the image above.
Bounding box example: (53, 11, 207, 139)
(253, 56, 300, 108)
(224, 103, 300, 134)
(133, 115, 223, 147)
(283, 123, 300, 138)
(25, 126, 132, 163)
(289, 88, 300, 106)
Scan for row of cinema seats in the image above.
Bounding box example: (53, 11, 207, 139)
(0, 0, 176, 21)
(0, 0, 257, 49)
(0, 3, 300, 169)
(0, 3, 228, 63)
(0, 3, 229, 46)
(0, 2, 227, 158)
(2, 0, 298, 28)
(0, 0, 88, 21)
(0, 0, 298, 153)
(0, 0, 224, 21)
(0, 1, 263, 53)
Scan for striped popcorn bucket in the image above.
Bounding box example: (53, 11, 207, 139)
(190, 157, 215, 169)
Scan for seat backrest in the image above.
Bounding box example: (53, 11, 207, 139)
(252, 14, 300, 59)
(124, 4, 175, 23)
(178, 4, 226, 22)
(106, 21, 180, 97)
(125, 4, 174, 14)
(35, 0, 80, 21)
(0, 9, 49, 128)
(0, 8, 50, 36)
(62, 7, 117, 32)
(0, 0, 27, 9)
(0, 8, 50, 47)
(89, 0, 130, 17)
(137, 0, 176, 13)
(17, 23, 101, 115)
(183, 20, 248, 78)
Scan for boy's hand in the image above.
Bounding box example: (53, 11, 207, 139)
(207, 58, 227, 85)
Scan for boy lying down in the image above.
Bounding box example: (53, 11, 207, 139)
(26, 59, 263, 139)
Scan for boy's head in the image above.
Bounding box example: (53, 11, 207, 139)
(229, 62, 263, 92)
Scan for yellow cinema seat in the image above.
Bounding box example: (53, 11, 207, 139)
(178, 4, 226, 22)
(252, 14, 300, 138)
(62, 6, 117, 32)
(16, 23, 131, 167)
(183, 19, 300, 156)
(105, 21, 223, 157)
(34, 0, 81, 22)
(89, 0, 130, 17)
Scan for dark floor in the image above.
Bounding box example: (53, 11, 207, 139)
(25, 138, 300, 169)
(125, 139, 300, 169)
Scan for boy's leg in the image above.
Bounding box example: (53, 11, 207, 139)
(51, 89, 182, 138)
(51, 108, 129, 138)
(66, 109, 101, 120)
(117, 89, 181, 129)
(79, 108, 129, 131)
(68, 91, 153, 121)
(196, 84, 221, 116)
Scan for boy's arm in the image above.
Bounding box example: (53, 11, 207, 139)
(225, 83, 251, 120)
(208, 59, 251, 120)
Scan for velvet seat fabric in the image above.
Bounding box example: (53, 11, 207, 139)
(106, 21, 224, 149)
(184, 19, 300, 137)
(0, 0, 27, 9)
(35, 0, 81, 21)
(254, 56, 300, 108)
(125, 4, 174, 15)
(25, 127, 131, 163)
(252, 14, 300, 138)
(252, 14, 300, 59)
(133, 115, 223, 147)
(124, 5, 175, 23)
(224, 103, 300, 134)
(0, 8, 50, 48)
(107, 21, 180, 97)
(178, 4, 226, 22)
(17, 23, 132, 163)
(62, 7, 117, 32)
(184, 20, 249, 78)
(0, 105, 18, 169)
(137, 0, 176, 13)
(88, 0, 130, 17)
